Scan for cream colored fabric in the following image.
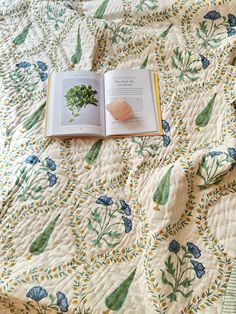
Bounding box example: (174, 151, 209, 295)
(0, 0, 235, 313)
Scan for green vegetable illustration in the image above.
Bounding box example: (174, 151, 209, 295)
(71, 26, 82, 66)
(29, 213, 61, 255)
(105, 268, 136, 311)
(85, 139, 103, 164)
(23, 102, 46, 130)
(160, 23, 173, 38)
(65, 84, 98, 122)
(94, 0, 109, 19)
(13, 23, 31, 46)
(195, 93, 217, 127)
(140, 55, 149, 69)
(153, 166, 173, 205)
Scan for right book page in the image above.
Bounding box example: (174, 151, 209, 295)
(104, 69, 162, 137)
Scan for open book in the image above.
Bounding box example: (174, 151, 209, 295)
(45, 69, 163, 138)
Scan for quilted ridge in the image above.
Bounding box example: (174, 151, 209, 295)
(0, 0, 235, 313)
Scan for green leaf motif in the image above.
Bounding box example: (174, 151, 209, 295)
(105, 267, 136, 311)
(140, 55, 149, 69)
(29, 213, 61, 255)
(92, 208, 101, 223)
(160, 23, 173, 38)
(107, 231, 121, 239)
(153, 166, 173, 205)
(161, 270, 168, 285)
(195, 93, 217, 127)
(13, 23, 32, 46)
(71, 27, 82, 65)
(165, 256, 175, 276)
(23, 102, 46, 130)
(179, 278, 194, 288)
(94, 0, 109, 19)
(85, 139, 103, 164)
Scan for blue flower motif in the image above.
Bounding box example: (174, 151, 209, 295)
(209, 151, 222, 157)
(37, 61, 48, 71)
(227, 147, 236, 160)
(25, 155, 40, 165)
(227, 27, 236, 37)
(26, 286, 48, 301)
(39, 72, 48, 82)
(162, 120, 170, 133)
(204, 10, 221, 20)
(47, 172, 57, 187)
(199, 54, 210, 69)
(122, 216, 132, 233)
(163, 134, 171, 147)
(120, 200, 131, 216)
(56, 291, 69, 312)
(190, 260, 205, 278)
(45, 158, 56, 171)
(96, 196, 113, 206)
(187, 242, 201, 258)
(228, 14, 236, 27)
(169, 240, 180, 253)
(16, 61, 31, 68)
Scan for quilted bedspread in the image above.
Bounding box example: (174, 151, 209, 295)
(0, 0, 236, 313)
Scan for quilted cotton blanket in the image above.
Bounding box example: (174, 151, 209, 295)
(0, 0, 236, 313)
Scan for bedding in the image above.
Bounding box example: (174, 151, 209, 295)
(0, 0, 236, 313)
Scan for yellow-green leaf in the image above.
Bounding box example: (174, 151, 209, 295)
(195, 93, 217, 127)
(160, 23, 173, 38)
(23, 102, 46, 130)
(94, 0, 109, 19)
(153, 166, 173, 205)
(71, 27, 82, 65)
(105, 268, 136, 311)
(85, 139, 103, 164)
(13, 23, 32, 46)
(29, 214, 60, 255)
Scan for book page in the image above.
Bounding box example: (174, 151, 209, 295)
(104, 69, 161, 136)
(46, 71, 105, 137)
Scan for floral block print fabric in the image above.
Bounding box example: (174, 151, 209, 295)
(0, 0, 236, 313)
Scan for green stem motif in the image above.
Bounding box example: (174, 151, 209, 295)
(161, 241, 205, 303)
(160, 23, 173, 39)
(105, 268, 137, 311)
(94, 0, 109, 19)
(23, 102, 46, 130)
(16, 165, 49, 201)
(29, 213, 61, 255)
(88, 199, 132, 248)
(131, 136, 161, 156)
(85, 139, 103, 164)
(195, 93, 217, 127)
(197, 152, 232, 189)
(71, 26, 82, 65)
(196, 17, 228, 48)
(13, 23, 32, 46)
(171, 47, 202, 82)
(90, 206, 121, 248)
(153, 166, 173, 206)
(104, 22, 132, 44)
(47, 3, 66, 30)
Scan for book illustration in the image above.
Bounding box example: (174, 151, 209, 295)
(106, 99, 133, 122)
(65, 84, 98, 123)
(61, 77, 101, 127)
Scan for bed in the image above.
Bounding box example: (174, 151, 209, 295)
(0, 0, 236, 313)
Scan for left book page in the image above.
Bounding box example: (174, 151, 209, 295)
(46, 71, 105, 137)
